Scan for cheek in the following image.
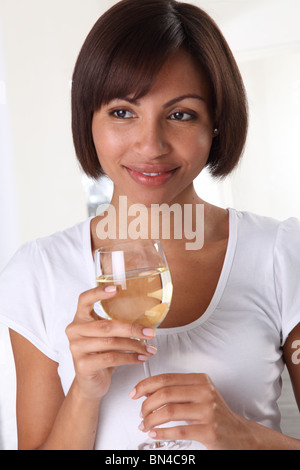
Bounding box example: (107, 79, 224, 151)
(93, 128, 126, 164)
(178, 134, 213, 182)
(183, 131, 213, 166)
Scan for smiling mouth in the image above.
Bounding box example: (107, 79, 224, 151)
(140, 171, 164, 176)
(125, 166, 178, 187)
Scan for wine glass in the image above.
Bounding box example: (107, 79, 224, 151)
(94, 239, 190, 450)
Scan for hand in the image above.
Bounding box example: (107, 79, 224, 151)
(65, 286, 157, 402)
(130, 373, 256, 450)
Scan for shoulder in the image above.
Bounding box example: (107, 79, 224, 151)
(33, 217, 91, 254)
(229, 208, 300, 276)
(9, 218, 91, 267)
(0, 218, 92, 291)
(231, 208, 300, 248)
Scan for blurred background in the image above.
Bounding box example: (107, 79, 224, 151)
(0, 0, 299, 449)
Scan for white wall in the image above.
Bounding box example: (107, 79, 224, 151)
(0, 0, 115, 245)
(0, 26, 20, 270)
(194, 0, 300, 221)
(228, 49, 300, 220)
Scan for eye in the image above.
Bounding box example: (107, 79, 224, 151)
(111, 109, 134, 119)
(169, 111, 195, 121)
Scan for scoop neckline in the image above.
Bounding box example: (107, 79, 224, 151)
(156, 207, 238, 335)
(85, 208, 238, 335)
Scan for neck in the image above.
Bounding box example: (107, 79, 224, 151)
(95, 184, 205, 251)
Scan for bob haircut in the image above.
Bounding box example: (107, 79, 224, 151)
(71, 0, 248, 179)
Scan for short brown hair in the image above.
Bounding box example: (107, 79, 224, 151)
(71, 0, 248, 179)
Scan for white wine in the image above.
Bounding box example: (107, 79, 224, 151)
(96, 267, 173, 328)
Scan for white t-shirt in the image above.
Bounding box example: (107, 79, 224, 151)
(0, 208, 300, 450)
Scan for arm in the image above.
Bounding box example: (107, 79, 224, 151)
(10, 331, 100, 450)
(10, 286, 156, 450)
(131, 323, 300, 450)
(283, 322, 300, 411)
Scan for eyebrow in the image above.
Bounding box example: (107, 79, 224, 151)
(163, 94, 206, 108)
(116, 94, 206, 107)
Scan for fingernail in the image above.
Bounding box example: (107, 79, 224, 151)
(138, 354, 147, 362)
(104, 286, 117, 293)
(148, 430, 157, 438)
(138, 421, 145, 431)
(146, 344, 157, 355)
(128, 388, 136, 399)
(142, 328, 156, 338)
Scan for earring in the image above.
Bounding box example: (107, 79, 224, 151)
(213, 128, 219, 135)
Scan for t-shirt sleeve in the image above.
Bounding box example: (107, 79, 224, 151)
(0, 241, 59, 362)
(274, 217, 300, 346)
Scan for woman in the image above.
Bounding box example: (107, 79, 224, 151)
(0, 0, 300, 450)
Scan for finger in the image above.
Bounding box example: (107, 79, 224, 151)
(140, 402, 206, 433)
(131, 373, 212, 399)
(70, 335, 157, 356)
(146, 423, 209, 445)
(75, 349, 152, 374)
(73, 317, 156, 342)
(65, 312, 156, 343)
(140, 384, 208, 418)
(76, 286, 117, 320)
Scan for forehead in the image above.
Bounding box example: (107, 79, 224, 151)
(101, 49, 212, 108)
(94, 27, 214, 108)
(146, 50, 212, 101)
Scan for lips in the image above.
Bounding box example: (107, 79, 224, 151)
(125, 165, 178, 187)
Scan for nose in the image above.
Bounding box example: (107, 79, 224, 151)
(133, 118, 171, 159)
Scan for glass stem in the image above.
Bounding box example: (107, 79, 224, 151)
(142, 340, 151, 378)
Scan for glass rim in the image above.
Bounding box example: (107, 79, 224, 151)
(94, 239, 162, 254)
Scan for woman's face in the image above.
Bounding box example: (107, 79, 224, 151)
(92, 49, 215, 206)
